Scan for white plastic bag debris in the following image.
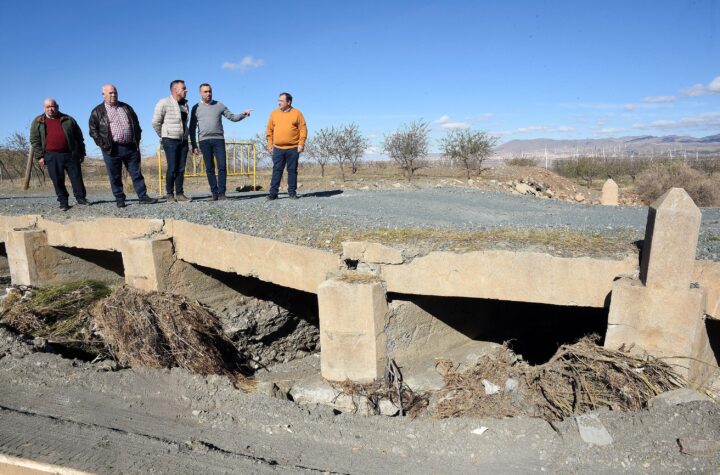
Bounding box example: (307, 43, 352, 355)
(504, 378, 519, 393)
(471, 427, 489, 435)
(481, 379, 501, 395)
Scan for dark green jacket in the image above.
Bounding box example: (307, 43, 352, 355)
(29, 113, 86, 161)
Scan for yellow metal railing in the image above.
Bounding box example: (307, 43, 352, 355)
(157, 141, 256, 193)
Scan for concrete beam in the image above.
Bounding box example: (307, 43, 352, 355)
(38, 217, 165, 251)
(318, 278, 388, 382)
(169, 220, 339, 294)
(694, 260, 720, 318)
(380, 251, 637, 307)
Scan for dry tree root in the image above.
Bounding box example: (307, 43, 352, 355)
(435, 336, 686, 421)
(94, 286, 254, 391)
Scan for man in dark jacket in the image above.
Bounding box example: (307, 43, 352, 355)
(29, 98, 88, 211)
(89, 84, 157, 207)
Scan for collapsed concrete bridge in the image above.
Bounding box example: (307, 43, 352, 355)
(1, 188, 718, 386)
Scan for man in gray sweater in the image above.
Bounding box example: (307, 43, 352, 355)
(189, 83, 252, 200)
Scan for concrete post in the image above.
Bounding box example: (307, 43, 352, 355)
(640, 188, 701, 290)
(122, 237, 174, 291)
(606, 188, 716, 384)
(600, 178, 618, 206)
(5, 230, 48, 286)
(318, 278, 388, 383)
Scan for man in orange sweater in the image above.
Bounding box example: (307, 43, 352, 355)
(265, 92, 307, 200)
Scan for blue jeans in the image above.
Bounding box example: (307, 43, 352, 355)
(44, 151, 86, 206)
(162, 138, 188, 195)
(269, 147, 299, 197)
(198, 139, 227, 196)
(101, 144, 148, 202)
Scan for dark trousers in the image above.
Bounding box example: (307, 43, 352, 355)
(198, 139, 227, 196)
(162, 138, 188, 195)
(101, 143, 148, 202)
(269, 147, 299, 197)
(44, 151, 86, 206)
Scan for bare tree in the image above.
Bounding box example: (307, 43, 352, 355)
(336, 123, 368, 176)
(383, 121, 429, 181)
(1, 131, 45, 185)
(250, 132, 272, 167)
(440, 129, 498, 179)
(307, 128, 335, 177)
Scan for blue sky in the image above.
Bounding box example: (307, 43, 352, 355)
(1, 0, 718, 157)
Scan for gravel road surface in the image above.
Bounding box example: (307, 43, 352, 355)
(1, 188, 719, 260)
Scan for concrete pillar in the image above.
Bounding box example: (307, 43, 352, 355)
(600, 178, 618, 206)
(122, 237, 174, 291)
(5, 230, 49, 286)
(605, 188, 716, 384)
(318, 278, 388, 383)
(640, 188, 701, 290)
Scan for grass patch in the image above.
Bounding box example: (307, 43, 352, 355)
(1, 281, 112, 356)
(284, 225, 641, 258)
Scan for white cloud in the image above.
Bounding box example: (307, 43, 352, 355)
(516, 125, 550, 133)
(623, 103, 637, 111)
(631, 123, 646, 129)
(649, 113, 720, 130)
(433, 115, 470, 129)
(222, 55, 265, 72)
(643, 96, 676, 103)
(475, 113, 493, 121)
(500, 125, 574, 136)
(709, 76, 720, 93)
(681, 75, 720, 97)
(598, 127, 625, 134)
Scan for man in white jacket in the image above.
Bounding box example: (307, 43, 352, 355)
(152, 80, 191, 202)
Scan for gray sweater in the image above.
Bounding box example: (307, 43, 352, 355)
(189, 100, 245, 147)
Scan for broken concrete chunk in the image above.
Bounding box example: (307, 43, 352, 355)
(575, 413, 613, 446)
(678, 438, 720, 456)
(648, 388, 713, 407)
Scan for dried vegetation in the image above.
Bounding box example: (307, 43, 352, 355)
(434, 336, 687, 421)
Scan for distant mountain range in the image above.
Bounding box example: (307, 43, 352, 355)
(495, 134, 720, 158)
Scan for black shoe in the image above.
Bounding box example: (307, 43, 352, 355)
(266, 195, 277, 201)
(116, 200, 126, 208)
(288, 194, 299, 200)
(138, 196, 158, 204)
(59, 204, 71, 211)
(76, 198, 90, 205)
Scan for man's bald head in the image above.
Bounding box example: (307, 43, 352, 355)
(43, 98, 59, 118)
(102, 84, 118, 104)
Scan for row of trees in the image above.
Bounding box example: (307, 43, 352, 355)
(251, 121, 498, 181)
(2, 120, 499, 185)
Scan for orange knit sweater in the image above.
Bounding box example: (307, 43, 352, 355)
(266, 108, 307, 149)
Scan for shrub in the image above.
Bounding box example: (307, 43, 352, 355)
(635, 161, 720, 206)
(505, 157, 538, 167)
